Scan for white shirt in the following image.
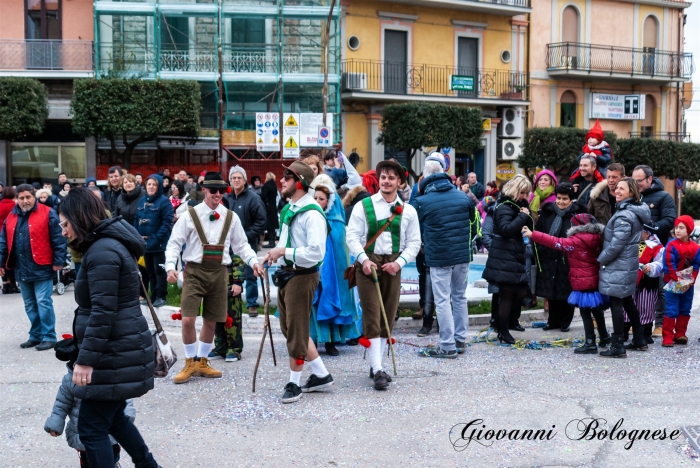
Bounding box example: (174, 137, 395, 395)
(346, 192, 421, 267)
(275, 193, 327, 268)
(164, 202, 258, 272)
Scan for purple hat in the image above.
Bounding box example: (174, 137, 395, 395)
(535, 169, 558, 186)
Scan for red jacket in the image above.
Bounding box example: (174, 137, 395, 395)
(530, 222, 604, 291)
(0, 198, 15, 229)
(663, 238, 700, 283)
(3, 202, 54, 268)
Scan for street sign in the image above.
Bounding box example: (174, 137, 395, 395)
(676, 178, 684, 189)
(256, 113, 279, 152)
(590, 93, 646, 120)
(482, 118, 492, 131)
(318, 126, 331, 147)
(450, 75, 474, 91)
(282, 113, 300, 158)
(496, 163, 516, 181)
(300, 113, 333, 147)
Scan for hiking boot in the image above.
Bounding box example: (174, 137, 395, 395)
(281, 382, 302, 403)
(197, 357, 222, 378)
(248, 306, 259, 318)
(373, 370, 391, 390)
(424, 347, 458, 359)
(20, 339, 40, 349)
(35, 341, 55, 351)
(574, 339, 598, 355)
(417, 325, 432, 337)
(455, 340, 467, 354)
(152, 298, 166, 308)
(174, 358, 199, 384)
(652, 326, 663, 338)
(369, 367, 392, 382)
(412, 308, 424, 320)
(301, 373, 334, 393)
(225, 350, 240, 362)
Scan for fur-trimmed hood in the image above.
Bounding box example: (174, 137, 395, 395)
(588, 180, 609, 201)
(567, 222, 605, 237)
(342, 185, 368, 208)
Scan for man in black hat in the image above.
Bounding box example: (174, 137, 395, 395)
(346, 159, 421, 390)
(165, 172, 264, 384)
(262, 160, 334, 404)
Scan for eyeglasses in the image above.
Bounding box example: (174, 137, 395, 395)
(59, 220, 70, 229)
(633, 179, 647, 184)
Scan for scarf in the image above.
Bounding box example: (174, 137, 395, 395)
(530, 185, 555, 213)
(549, 203, 577, 236)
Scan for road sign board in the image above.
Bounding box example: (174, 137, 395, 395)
(451, 75, 474, 91)
(300, 114, 333, 147)
(256, 113, 278, 152)
(318, 126, 331, 147)
(283, 113, 300, 158)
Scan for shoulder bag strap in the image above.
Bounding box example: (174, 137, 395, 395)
(363, 213, 397, 251)
(132, 257, 164, 335)
(188, 207, 209, 246)
(217, 210, 233, 245)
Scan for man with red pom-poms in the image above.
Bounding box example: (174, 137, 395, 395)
(346, 159, 421, 391)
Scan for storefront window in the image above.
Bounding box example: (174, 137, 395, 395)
(11, 144, 85, 186)
(61, 146, 86, 180)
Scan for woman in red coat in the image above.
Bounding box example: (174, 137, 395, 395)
(522, 213, 610, 354)
(0, 186, 18, 293)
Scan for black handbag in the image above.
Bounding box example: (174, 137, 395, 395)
(272, 267, 317, 289)
(55, 310, 79, 362)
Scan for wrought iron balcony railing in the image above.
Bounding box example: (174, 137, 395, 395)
(0, 39, 93, 71)
(547, 42, 694, 79)
(341, 59, 529, 100)
(629, 132, 691, 142)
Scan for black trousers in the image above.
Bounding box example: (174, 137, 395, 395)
(78, 399, 158, 468)
(497, 284, 527, 333)
(144, 252, 167, 300)
(611, 295, 641, 335)
(579, 307, 609, 339)
(547, 299, 575, 327)
(416, 249, 427, 311)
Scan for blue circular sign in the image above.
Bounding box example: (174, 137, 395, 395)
(264, 122, 271, 127)
(320, 128, 329, 138)
(676, 178, 684, 189)
(272, 129, 279, 135)
(256, 129, 263, 135)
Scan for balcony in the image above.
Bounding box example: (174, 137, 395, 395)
(0, 40, 93, 78)
(380, 0, 531, 16)
(629, 132, 691, 142)
(341, 59, 529, 104)
(546, 42, 694, 82)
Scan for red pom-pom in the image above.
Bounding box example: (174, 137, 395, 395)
(296, 181, 303, 190)
(387, 337, 396, 345)
(225, 315, 233, 329)
(214, 212, 221, 220)
(226, 186, 232, 194)
(171, 311, 182, 320)
(295, 357, 305, 366)
(358, 336, 371, 348)
(62, 333, 73, 340)
(395, 205, 403, 215)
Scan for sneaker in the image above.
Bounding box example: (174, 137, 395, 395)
(301, 373, 334, 393)
(35, 341, 55, 351)
(424, 347, 458, 359)
(225, 350, 241, 362)
(455, 340, 467, 354)
(369, 367, 392, 382)
(20, 339, 40, 349)
(248, 306, 259, 318)
(207, 350, 224, 360)
(152, 298, 166, 308)
(652, 326, 663, 338)
(173, 358, 199, 384)
(373, 370, 391, 390)
(197, 357, 222, 378)
(417, 325, 432, 337)
(281, 382, 302, 403)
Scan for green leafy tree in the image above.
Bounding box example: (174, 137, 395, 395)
(71, 78, 201, 170)
(377, 103, 483, 182)
(0, 77, 48, 140)
(518, 127, 618, 179)
(616, 138, 700, 181)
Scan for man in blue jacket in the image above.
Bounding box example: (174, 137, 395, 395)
(414, 153, 476, 357)
(134, 174, 174, 308)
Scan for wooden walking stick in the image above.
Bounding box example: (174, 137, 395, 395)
(370, 266, 397, 376)
(252, 266, 276, 393)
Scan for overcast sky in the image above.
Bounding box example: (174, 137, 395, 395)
(686, 3, 699, 142)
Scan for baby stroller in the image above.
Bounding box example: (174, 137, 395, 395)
(54, 260, 75, 295)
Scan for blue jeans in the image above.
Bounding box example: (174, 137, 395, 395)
(245, 264, 259, 308)
(78, 399, 158, 468)
(430, 263, 470, 351)
(19, 279, 56, 342)
(665, 288, 694, 319)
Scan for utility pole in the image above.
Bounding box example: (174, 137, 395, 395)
(322, 0, 337, 128)
(218, 0, 225, 174)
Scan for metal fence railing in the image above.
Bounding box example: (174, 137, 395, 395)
(547, 42, 694, 79)
(341, 59, 529, 100)
(629, 132, 691, 142)
(0, 39, 93, 71)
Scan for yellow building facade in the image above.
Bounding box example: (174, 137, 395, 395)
(339, 0, 531, 183)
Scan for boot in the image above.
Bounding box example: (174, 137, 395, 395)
(674, 315, 690, 345)
(643, 323, 654, 344)
(624, 327, 648, 351)
(662, 317, 676, 347)
(622, 322, 631, 342)
(196, 357, 222, 378)
(599, 334, 627, 358)
(574, 336, 598, 354)
(173, 358, 200, 384)
(598, 332, 611, 348)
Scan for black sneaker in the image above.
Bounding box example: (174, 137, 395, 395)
(152, 298, 167, 308)
(20, 340, 40, 349)
(281, 382, 302, 403)
(369, 367, 392, 382)
(424, 347, 458, 359)
(417, 325, 432, 337)
(455, 340, 467, 354)
(301, 373, 334, 393)
(35, 341, 55, 351)
(373, 370, 391, 390)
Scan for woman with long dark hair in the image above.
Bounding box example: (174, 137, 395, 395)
(598, 178, 652, 358)
(57, 187, 160, 467)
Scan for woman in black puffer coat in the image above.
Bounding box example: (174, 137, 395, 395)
(58, 187, 159, 468)
(115, 173, 144, 225)
(482, 175, 534, 344)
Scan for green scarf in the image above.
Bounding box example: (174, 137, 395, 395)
(530, 186, 555, 213)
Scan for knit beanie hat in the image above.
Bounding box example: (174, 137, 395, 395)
(571, 213, 598, 227)
(675, 215, 695, 233)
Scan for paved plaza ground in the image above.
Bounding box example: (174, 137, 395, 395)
(2, 289, 700, 467)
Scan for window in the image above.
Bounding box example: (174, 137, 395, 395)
(161, 16, 189, 51)
(562, 6, 579, 43)
(11, 144, 85, 186)
(232, 18, 265, 44)
(26, 0, 61, 40)
(560, 90, 577, 127)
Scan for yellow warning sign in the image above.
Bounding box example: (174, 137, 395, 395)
(257, 138, 263, 143)
(284, 137, 298, 148)
(285, 115, 298, 127)
(272, 138, 278, 144)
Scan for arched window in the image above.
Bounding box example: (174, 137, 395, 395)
(643, 16, 659, 49)
(560, 90, 577, 128)
(562, 6, 579, 43)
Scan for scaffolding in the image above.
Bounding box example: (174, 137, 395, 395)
(93, 0, 341, 150)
